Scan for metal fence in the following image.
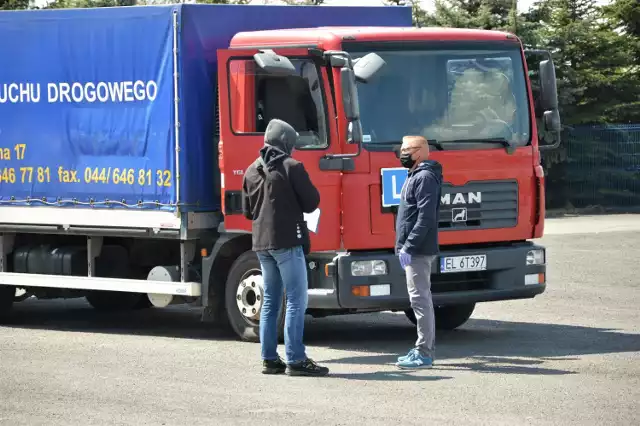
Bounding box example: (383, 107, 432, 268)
(543, 124, 640, 210)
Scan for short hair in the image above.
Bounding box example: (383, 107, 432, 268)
(402, 135, 428, 146)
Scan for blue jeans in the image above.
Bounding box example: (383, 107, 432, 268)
(257, 246, 308, 364)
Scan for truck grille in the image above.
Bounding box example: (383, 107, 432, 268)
(438, 180, 518, 230)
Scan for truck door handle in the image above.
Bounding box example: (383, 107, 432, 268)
(319, 157, 355, 172)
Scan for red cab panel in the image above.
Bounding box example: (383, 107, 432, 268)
(217, 48, 342, 252)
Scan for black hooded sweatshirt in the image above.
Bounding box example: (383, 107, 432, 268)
(395, 160, 443, 256)
(241, 119, 320, 252)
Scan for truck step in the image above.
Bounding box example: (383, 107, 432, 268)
(0, 272, 201, 297)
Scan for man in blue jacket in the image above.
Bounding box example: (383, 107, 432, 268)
(394, 135, 443, 369)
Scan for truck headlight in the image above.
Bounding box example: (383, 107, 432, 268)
(351, 260, 387, 276)
(526, 249, 545, 265)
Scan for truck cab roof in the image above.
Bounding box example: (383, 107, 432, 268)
(230, 26, 520, 50)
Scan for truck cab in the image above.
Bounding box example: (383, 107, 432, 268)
(216, 26, 561, 338)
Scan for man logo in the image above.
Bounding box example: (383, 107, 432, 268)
(452, 207, 468, 222)
(441, 192, 482, 205)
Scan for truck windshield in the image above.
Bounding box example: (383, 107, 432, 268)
(346, 42, 531, 149)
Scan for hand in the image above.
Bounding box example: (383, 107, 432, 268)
(399, 249, 412, 269)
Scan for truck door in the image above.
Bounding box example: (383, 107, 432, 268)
(217, 49, 342, 252)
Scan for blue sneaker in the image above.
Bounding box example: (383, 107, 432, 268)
(396, 351, 433, 369)
(397, 348, 418, 363)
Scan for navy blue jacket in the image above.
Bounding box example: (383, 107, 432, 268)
(395, 160, 443, 256)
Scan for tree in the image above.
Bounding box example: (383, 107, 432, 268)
(521, 0, 640, 208)
(604, 0, 640, 63)
(524, 0, 639, 124)
(280, 0, 324, 5)
(604, 0, 640, 38)
(0, 0, 29, 10)
(519, 0, 552, 48)
(45, 0, 136, 8)
(195, 0, 250, 4)
(427, 0, 519, 31)
(384, 0, 434, 27)
(386, 0, 525, 31)
(196, 0, 236, 4)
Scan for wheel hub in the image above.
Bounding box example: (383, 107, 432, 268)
(236, 273, 264, 321)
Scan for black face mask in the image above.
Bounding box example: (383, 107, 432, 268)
(400, 153, 416, 169)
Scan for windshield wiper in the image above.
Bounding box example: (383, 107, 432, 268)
(428, 140, 445, 151)
(447, 138, 515, 154)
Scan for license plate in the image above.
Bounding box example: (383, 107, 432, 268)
(440, 255, 487, 273)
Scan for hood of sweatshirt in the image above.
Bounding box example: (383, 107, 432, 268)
(258, 119, 298, 171)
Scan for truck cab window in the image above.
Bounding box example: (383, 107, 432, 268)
(350, 44, 530, 149)
(228, 58, 328, 149)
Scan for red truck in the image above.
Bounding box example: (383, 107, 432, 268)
(0, 5, 561, 342)
(212, 29, 561, 339)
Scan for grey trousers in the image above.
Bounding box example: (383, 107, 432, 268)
(406, 255, 436, 358)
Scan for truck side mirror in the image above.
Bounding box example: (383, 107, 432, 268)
(353, 53, 386, 83)
(340, 67, 363, 145)
(538, 58, 562, 150)
(253, 50, 297, 76)
(539, 59, 558, 111)
(525, 50, 562, 150)
(340, 67, 360, 121)
(347, 120, 363, 145)
(543, 109, 561, 133)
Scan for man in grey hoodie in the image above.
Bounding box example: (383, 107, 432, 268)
(394, 135, 443, 369)
(242, 118, 329, 377)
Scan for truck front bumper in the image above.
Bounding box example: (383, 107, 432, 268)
(307, 241, 546, 310)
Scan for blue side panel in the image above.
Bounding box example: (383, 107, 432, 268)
(178, 4, 412, 212)
(0, 7, 177, 211)
(0, 4, 411, 214)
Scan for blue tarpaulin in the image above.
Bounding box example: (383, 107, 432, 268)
(0, 4, 411, 213)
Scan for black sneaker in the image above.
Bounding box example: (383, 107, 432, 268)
(262, 357, 286, 375)
(286, 358, 329, 377)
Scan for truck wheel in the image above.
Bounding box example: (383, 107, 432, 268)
(0, 286, 14, 320)
(224, 251, 285, 343)
(404, 303, 475, 330)
(85, 291, 147, 312)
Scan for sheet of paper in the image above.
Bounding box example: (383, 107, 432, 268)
(303, 208, 321, 233)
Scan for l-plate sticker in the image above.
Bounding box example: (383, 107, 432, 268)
(381, 168, 408, 207)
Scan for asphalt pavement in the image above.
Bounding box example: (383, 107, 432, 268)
(1, 215, 639, 426)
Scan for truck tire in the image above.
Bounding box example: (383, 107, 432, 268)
(85, 291, 148, 312)
(224, 251, 285, 343)
(0, 286, 14, 320)
(404, 303, 475, 331)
